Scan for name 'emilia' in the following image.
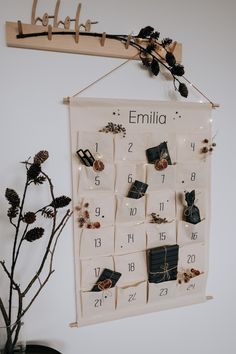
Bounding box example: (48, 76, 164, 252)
(129, 110, 167, 124)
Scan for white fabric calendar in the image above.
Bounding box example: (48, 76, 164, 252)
(69, 97, 212, 326)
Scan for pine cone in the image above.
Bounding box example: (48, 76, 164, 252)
(162, 37, 173, 47)
(7, 206, 19, 219)
(171, 64, 185, 76)
(150, 59, 160, 76)
(5, 188, 20, 207)
(34, 150, 49, 165)
(137, 26, 154, 38)
(165, 52, 176, 67)
(179, 83, 188, 98)
(27, 164, 41, 181)
(23, 212, 36, 224)
(25, 227, 44, 242)
(50, 196, 71, 209)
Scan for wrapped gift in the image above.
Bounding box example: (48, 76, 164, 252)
(183, 190, 201, 224)
(127, 180, 148, 199)
(148, 245, 179, 283)
(91, 268, 122, 292)
(146, 141, 172, 165)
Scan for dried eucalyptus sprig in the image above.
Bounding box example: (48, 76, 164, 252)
(0, 150, 72, 354)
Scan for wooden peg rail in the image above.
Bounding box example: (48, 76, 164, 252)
(5, 1, 182, 62)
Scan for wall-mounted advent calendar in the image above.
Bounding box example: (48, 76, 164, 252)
(69, 97, 212, 326)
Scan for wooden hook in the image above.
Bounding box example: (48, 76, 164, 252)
(100, 32, 106, 47)
(75, 3, 82, 32)
(17, 20, 23, 36)
(31, 0, 38, 25)
(125, 34, 132, 49)
(53, 0, 61, 27)
(48, 25, 52, 40)
(75, 29, 80, 44)
(168, 41, 177, 54)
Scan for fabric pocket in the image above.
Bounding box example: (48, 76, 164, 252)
(176, 134, 211, 162)
(81, 287, 116, 318)
(146, 221, 176, 249)
(116, 281, 147, 310)
(115, 163, 146, 195)
(114, 133, 148, 162)
(176, 161, 208, 188)
(177, 220, 206, 245)
(146, 164, 176, 191)
(79, 164, 115, 192)
(148, 280, 177, 303)
(178, 243, 205, 270)
(115, 223, 146, 254)
(116, 196, 146, 223)
(78, 131, 113, 163)
(176, 273, 206, 296)
(80, 226, 114, 258)
(146, 190, 176, 220)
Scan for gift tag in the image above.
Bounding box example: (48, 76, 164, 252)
(115, 163, 146, 195)
(116, 196, 146, 223)
(117, 281, 147, 309)
(176, 161, 208, 188)
(148, 280, 177, 303)
(115, 223, 146, 254)
(81, 287, 116, 318)
(114, 251, 147, 286)
(146, 221, 176, 248)
(78, 131, 113, 162)
(80, 226, 115, 258)
(79, 164, 115, 192)
(176, 134, 210, 162)
(76, 195, 115, 227)
(81, 256, 114, 291)
(146, 165, 176, 191)
(114, 133, 148, 162)
(178, 243, 205, 270)
(146, 190, 176, 220)
(177, 220, 206, 245)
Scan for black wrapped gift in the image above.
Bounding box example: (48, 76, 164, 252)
(183, 190, 201, 224)
(146, 141, 172, 165)
(148, 245, 179, 283)
(91, 268, 122, 292)
(127, 180, 148, 199)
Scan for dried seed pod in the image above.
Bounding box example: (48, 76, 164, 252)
(165, 52, 176, 67)
(178, 83, 188, 98)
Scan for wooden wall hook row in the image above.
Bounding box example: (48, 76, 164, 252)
(75, 29, 80, 44)
(100, 32, 106, 47)
(48, 25, 52, 40)
(125, 34, 132, 49)
(32, 0, 61, 27)
(17, 20, 23, 36)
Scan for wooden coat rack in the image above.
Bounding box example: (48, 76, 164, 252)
(5, 0, 182, 61)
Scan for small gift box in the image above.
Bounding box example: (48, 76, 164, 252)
(91, 268, 122, 292)
(183, 190, 201, 224)
(146, 142, 172, 166)
(127, 180, 148, 199)
(148, 245, 179, 284)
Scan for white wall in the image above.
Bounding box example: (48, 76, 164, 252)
(0, 0, 235, 353)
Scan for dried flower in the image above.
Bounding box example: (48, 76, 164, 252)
(178, 83, 188, 98)
(150, 31, 160, 40)
(50, 196, 71, 209)
(162, 37, 173, 47)
(99, 122, 126, 137)
(33, 175, 46, 185)
(84, 202, 89, 208)
(34, 150, 49, 165)
(41, 208, 55, 218)
(137, 26, 154, 38)
(7, 206, 19, 219)
(27, 163, 41, 181)
(24, 227, 44, 242)
(23, 212, 36, 224)
(171, 64, 185, 76)
(165, 52, 176, 67)
(5, 188, 20, 208)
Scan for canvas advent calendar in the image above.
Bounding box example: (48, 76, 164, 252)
(69, 97, 212, 326)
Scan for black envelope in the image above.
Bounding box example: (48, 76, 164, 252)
(127, 180, 148, 199)
(91, 268, 122, 292)
(148, 245, 179, 284)
(146, 141, 172, 165)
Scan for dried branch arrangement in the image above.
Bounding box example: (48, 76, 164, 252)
(0, 151, 72, 354)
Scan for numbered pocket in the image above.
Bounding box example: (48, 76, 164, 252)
(176, 134, 210, 162)
(146, 221, 176, 248)
(146, 190, 176, 220)
(80, 226, 114, 258)
(79, 164, 115, 192)
(148, 280, 177, 303)
(81, 287, 116, 318)
(115, 223, 146, 254)
(146, 165, 176, 191)
(78, 131, 113, 162)
(116, 196, 146, 223)
(176, 161, 209, 188)
(81, 256, 114, 291)
(115, 163, 146, 195)
(177, 273, 206, 296)
(77, 195, 115, 227)
(114, 133, 148, 162)
(114, 251, 147, 286)
(177, 220, 206, 245)
(178, 243, 205, 270)
(117, 281, 147, 310)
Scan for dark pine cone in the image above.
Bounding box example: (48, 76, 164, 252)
(23, 212, 36, 224)
(34, 150, 49, 165)
(150, 58, 160, 76)
(179, 83, 188, 98)
(137, 26, 154, 38)
(5, 188, 20, 207)
(171, 64, 185, 76)
(150, 31, 160, 40)
(7, 206, 19, 219)
(50, 196, 71, 209)
(27, 164, 41, 181)
(25, 227, 44, 242)
(165, 52, 176, 67)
